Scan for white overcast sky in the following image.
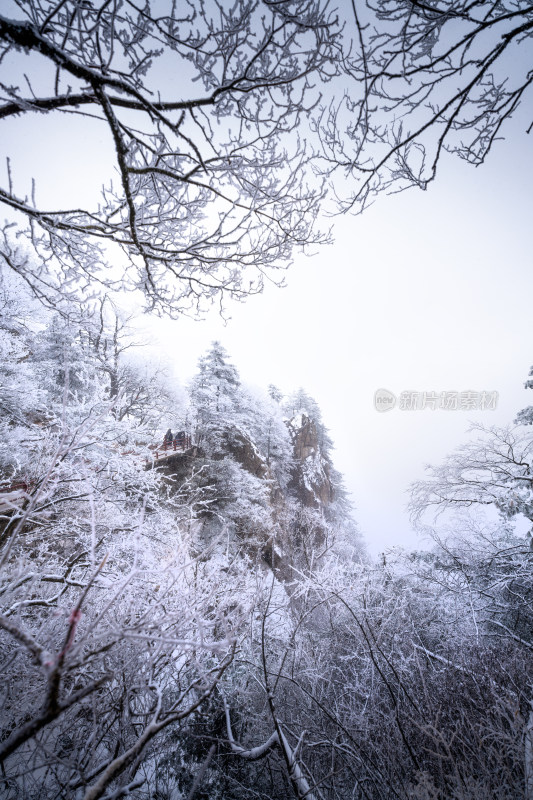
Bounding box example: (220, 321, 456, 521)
(1, 16, 532, 557)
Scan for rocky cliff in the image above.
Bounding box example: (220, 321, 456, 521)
(153, 410, 344, 585)
(286, 413, 335, 508)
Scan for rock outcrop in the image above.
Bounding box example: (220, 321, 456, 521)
(222, 427, 268, 479)
(287, 413, 334, 509)
(149, 412, 345, 587)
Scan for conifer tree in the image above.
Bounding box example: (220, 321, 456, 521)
(189, 341, 241, 455)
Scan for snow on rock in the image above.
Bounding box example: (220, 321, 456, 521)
(287, 413, 334, 508)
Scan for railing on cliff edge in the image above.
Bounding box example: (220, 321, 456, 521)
(148, 434, 193, 463)
(0, 437, 194, 502)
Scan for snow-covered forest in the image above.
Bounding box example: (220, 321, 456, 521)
(2, 270, 533, 799)
(1, 0, 532, 798)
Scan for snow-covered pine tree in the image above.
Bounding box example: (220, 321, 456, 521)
(189, 341, 242, 456)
